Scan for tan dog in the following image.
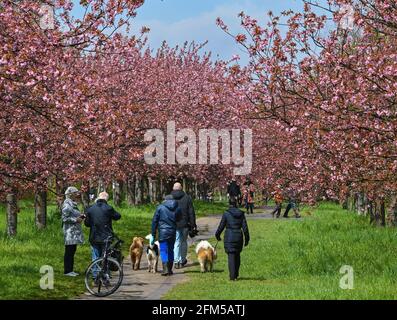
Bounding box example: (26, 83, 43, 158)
(196, 240, 217, 273)
(129, 237, 145, 270)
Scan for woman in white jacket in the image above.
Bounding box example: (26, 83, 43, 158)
(62, 186, 85, 276)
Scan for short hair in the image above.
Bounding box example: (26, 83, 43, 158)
(97, 191, 109, 201)
(164, 194, 173, 201)
(173, 182, 183, 191)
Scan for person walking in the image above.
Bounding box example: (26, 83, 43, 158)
(283, 192, 301, 218)
(62, 186, 85, 277)
(227, 178, 241, 207)
(215, 199, 250, 281)
(243, 182, 255, 214)
(171, 182, 197, 269)
(84, 191, 121, 281)
(151, 195, 182, 276)
(271, 190, 283, 218)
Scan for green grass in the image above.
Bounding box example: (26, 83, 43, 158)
(165, 202, 397, 300)
(0, 199, 227, 300)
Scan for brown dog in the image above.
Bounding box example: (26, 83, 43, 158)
(195, 240, 216, 273)
(129, 237, 145, 270)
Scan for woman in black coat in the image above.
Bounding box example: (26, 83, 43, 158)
(215, 202, 250, 281)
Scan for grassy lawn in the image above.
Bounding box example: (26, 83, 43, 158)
(0, 199, 227, 300)
(165, 202, 397, 300)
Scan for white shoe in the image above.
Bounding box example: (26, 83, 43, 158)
(64, 272, 79, 277)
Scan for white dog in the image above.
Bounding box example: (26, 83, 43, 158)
(195, 240, 217, 273)
(145, 234, 160, 273)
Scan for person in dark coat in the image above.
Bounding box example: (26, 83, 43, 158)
(84, 192, 121, 279)
(227, 179, 241, 207)
(151, 195, 182, 276)
(215, 200, 250, 281)
(171, 182, 197, 269)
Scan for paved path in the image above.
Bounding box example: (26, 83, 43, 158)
(78, 208, 275, 300)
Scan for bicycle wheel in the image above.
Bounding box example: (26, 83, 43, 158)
(85, 257, 123, 297)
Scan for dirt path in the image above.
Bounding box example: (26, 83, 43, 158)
(78, 208, 275, 300)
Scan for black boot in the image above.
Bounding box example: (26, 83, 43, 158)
(167, 261, 173, 275)
(161, 262, 169, 276)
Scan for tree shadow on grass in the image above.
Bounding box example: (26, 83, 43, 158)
(237, 276, 268, 281)
(183, 270, 225, 274)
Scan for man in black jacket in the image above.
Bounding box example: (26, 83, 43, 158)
(171, 182, 197, 269)
(227, 178, 241, 207)
(215, 199, 250, 281)
(84, 192, 121, 279)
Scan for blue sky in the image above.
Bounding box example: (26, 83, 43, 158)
(132, 0, 307, 63)
(73, 0, 331, 64)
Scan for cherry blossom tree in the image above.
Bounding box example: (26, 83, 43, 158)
(218, 0, 397, 224)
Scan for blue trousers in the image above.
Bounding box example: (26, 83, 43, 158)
(159, 238, 175, 263)
(91, 244, 105, 278)
(174, 228, 189, 264)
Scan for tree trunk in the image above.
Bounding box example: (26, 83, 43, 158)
(6, 192, 18, 237)
(356, 193, 365, 215)
(352, 194, 358, 212)
(368, 201, 375, 224)
(387, 194, 397, 226)
(143, 177, 148, 203)
(148, 177, 154, 203)
(55, 177, 66, 215)
(81, 191, 90, 210)
(126, 176, 135, 206)
(135, 174, 143, 205)
(380, 200, 386, 226)
(340, 195, 348, 210)
(113, 180, 122, 207)
(159, 179, 165, 201)
(81, 181, 90, 209)
(97, 178, 106, 196)
(194, 182, 198, 200)
(372, 199, 386, 226)
(151, 178, 159, 203)
(34, 190, 47, 229)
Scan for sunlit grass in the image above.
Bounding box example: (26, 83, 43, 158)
(165, 203, 397, 300)
(0, 199, 226, 299)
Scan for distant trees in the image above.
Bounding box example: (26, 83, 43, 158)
(218, 0, 397, 224)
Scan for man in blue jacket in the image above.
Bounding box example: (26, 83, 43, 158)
(151, 195, 182, 276)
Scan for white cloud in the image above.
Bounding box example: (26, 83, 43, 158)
(131, 1, 274, 64)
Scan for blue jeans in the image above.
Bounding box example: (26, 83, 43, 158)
(91, 244, 105, 279)
(159, 239, 175, 263)
(174, 228, 189, 264)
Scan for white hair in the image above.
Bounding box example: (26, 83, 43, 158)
(96, 191, 109, 201)
(173, 182, 183, 191)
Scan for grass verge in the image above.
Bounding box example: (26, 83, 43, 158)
(0, 199, 226, 299)
(165, 202, 397, 300)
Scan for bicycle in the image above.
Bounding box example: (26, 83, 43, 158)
(84, 235, 124, 297)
